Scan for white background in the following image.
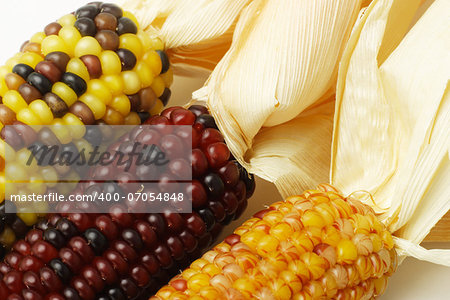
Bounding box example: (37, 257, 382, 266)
(1, 1, 449, 299)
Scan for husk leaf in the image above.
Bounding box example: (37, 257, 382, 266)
(194, 0, 363, 197)
(333, 0, 450, 265)
(120, 0, 253, 75)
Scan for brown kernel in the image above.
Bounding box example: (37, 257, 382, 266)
(45, 52, 70, 73)
(80, 55, 102, 79)
(18, 83, 42, 104)
(69, 101, 95, 125)
(35, 61, 62, 83)
(43, 92, 69, 118)
(0, 104, 17, 125)
(94, 12, 117, 31)
(95, 30, 119, 51)
(127, 94, 140, 112)
(44, 22, 62, 36)
(5, 73, 26, 90)
(138, 87, 157, 112)
(22, 42, 42, 54)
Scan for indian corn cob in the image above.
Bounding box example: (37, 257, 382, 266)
(153, 184, 397, 300)
(0, 1, 173, 250)
(0, 105, 256, 299)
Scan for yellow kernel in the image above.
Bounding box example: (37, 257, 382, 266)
(142, 50, 162, 75)
(121, 71, 141, 95)
(52, 82, 78, 107)
(373, 276, 388, 296)
(280, 270, 302, 293)
(40, 166, 58, 187)
(135, 61, 154, 87)
(16, 108, 42, 125)
(190, 258, 209, 271)
(27, 174, 46, 195)
(17, 209, 38, 226)
(119, 33, 143, 59)
(314, 202, 338, 226)
(62, 113, 86, 139)
(5, 161, 28, 182)
(59, 26, 82, 56)
(30, 32, 46, 44)
(3, 90, 28, 113)
(102, 107, 124, 125)
(337, 239, 358, 263)
(147, 35, 165, 51)
(19, 52, 43, 68)
(370, 233, 383, 252)
(58, 14, 76, 27)
(110, 94, 131, 116)
(270, 222, 293, 241)
(302, 210, 326, 228)
(199, 286, 219, 300)
(41, 35, 69, 56)
(66, 58, 90, 82)
(73, 139, 93, 156)
(87, 79, 112, 105)
(0, 226, 16, 246)
(101, 74, 124, 96)
(160, 67, 173, 87)
(123, 11, 140, 29)
(0, 79, 8, 97)
(99, 51, 122, 75)
(149, 98, 164, 115)
(181, 269, 198, 281)
(187, 273, 210, 293)
(29, 100, 54, 124)
(75, 37, 102, 57)
(240, 230, 265, 251)
(301, 252, 327, 280)
(150, 76, 165, 98)
(232, 278, 256, 296)
(270, 279, 292, 300)
(381, 230, 394, 249)
(124, 112, 141, 125)
(50, 119, 73, 144)
(256, 235, 279, 257)
(201, 263, 221, 277)
(79, 94, 106, 120)
(5, 53, 23, 70)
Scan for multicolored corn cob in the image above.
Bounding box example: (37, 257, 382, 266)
(153, 184, 397, 300)
(0, 106, 256, 299)
(0, 1, 173, 248)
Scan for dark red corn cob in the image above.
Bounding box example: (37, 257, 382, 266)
(0, 105, 255, 299)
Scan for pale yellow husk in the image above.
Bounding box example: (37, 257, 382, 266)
(120, 0, 253, 75)
(333, 0, 450, 265)
(193, 0, 363, 195)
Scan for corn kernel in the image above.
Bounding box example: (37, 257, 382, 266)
(3, 90, 28, 113)
(151, 76, 165, 98)
(381, 230, 394, 249)
(62, 113, 85, 139)
(337, 239, 358, 263)
(209, 274, 231, 293)
(101, 74, 124, 96)
(187, 273, 210, 293)
(143, 50, 162, 75)
(240, 230, 265, 251)
(99, 50, 122, 75)
(79, 93, 106, 120)
(29, 100, 54, 124)
(0, 226, 16, 246)
(124, 112, 141, 125)
(30, 32, 46, 44)
(280, 270, 303, 293)
(201, 263, 221, 277)
(66, 57, 90, 82)
(52, 82, 78, 107)
(16, 108, 42, 125)
(269, 222, 293, 241)
(42, 35, 69, 56)
(19, 52, 43, 68)
(75, 37, 102, 57)
(135, 61, 154, 87)
(161, 67, 173, 87)
(302, 210, 326, 228)
(58, 14, 76, 27)
(59, 26, 82, 56)
(233, 278, 256, 296)
(120, 33, 144, 59)
(121, 71, 141, 95)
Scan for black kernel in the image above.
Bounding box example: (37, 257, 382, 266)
(116, 48, 136, 71)
(49, 258, 73, 284)
(107, 287, 127, 300)
(44, 228, 66, 249)
(100, 3, 123, 19)
(159, 88, 171, 106)
(75, 5, 100, 19)
(61, 72, 87, 96)
(27, 72, 52, 94)
(84, 228, 108, 255)
(203, 173, 225, 198)
(198, 208, 215, 231)
(56, 218, 79, 239)
(74, 17, 97, 37)
(196, 114, 218, 129)
(116, 17, 137, 35)
(10, 216, 28, 237)
(63, 287, 82, 300)
(137, 112, 150, 123)
(156, 50, 170, 74)
(12, 64, 34, 80)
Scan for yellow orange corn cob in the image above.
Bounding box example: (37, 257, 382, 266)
(152, 184, 398, 300)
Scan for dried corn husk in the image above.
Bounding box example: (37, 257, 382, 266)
(193, 0, 364, 195)
(121, 0, 253, 75)
(333, 0, 449, 265)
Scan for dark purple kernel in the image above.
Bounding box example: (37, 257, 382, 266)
(156, 50, 170, 73)
(44, 228, 66, 249)
(159, 88, 171, 106)
(84, 228, 108, 255)
(116, 48, 136, 71)
(27, 72, 52, 94)
(196, 114, 218, 129)
(116, 17, 137, 35)
(121, 229, 143, 250)
(61, 72, 87, 96)
(203, 173, 225, 198)
(100, 3, 123, 19)
(74, 17, 97, 37)
(49, 259, 72, 284)
(75, 5, 100, 19)
(12, 64, 34, 80)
